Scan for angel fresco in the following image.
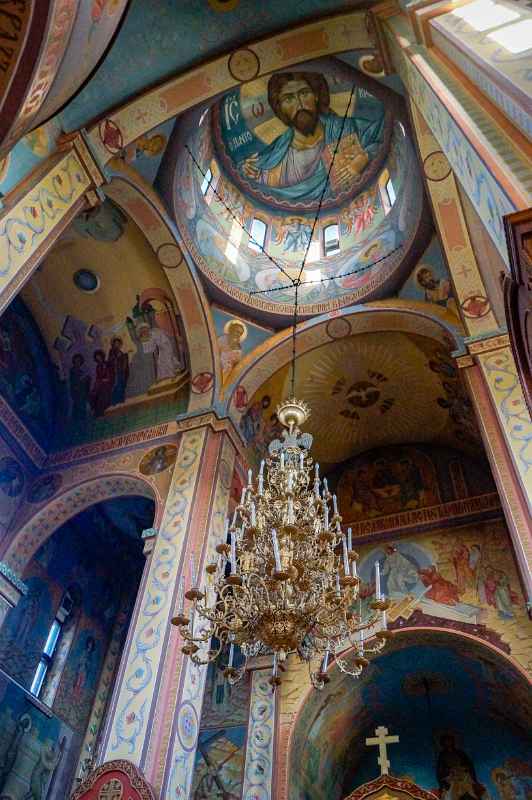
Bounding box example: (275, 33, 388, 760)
(228, 71, 385, 203)
(72, 200, 126, 242)
(273, 217, 312, 253)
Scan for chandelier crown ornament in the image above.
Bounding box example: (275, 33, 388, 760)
(275, 397, 310, 430)
(172, 397, 391, 691)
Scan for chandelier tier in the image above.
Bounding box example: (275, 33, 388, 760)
(173, 398, 390, 690)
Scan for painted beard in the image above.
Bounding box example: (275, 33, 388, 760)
(291, 108, 319, 136)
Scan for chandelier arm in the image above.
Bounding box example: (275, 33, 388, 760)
(335, 656, 364, 679)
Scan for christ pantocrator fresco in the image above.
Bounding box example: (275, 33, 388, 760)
(237, 71, 385, 203)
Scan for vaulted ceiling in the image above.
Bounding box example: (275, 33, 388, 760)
(0, 0, 469, 466)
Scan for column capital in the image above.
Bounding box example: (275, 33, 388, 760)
(58, 129, 108, 193)
(465, 329, 509, 356)
(175, 409, 246, 459)
(0, 560, 27, 598)
(455, 330, 511, 366)
(0, 561, 27, 626)
(141, 528, 158, 555)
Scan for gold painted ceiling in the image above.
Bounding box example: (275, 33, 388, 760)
(240, 331, 479, 470)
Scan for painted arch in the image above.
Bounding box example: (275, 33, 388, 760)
(1, 473, 158, 574)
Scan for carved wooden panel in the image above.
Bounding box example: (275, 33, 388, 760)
(70, 760, 156, 800)
(503, 209, 532, 414)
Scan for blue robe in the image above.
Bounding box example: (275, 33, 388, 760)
(242, 102, 385, 202)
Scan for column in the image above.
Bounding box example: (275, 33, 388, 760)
(457, 345, 532, 607)
(158, 429, 237, 797)
(98, 419, 238, 798)
(241, 664, 277, 800)
(0, 133, 105, 315)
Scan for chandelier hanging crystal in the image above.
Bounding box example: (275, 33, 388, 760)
(173, 397, 391, 690)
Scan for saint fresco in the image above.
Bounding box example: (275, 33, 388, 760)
(65, 292, 188, 424)
(356, 520, 528, 643)
(0, 298, 56, 449)
(18, 208, 192, 446)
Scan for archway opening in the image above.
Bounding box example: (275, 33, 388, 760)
(289, 630, 532, 800)
(0, 494, 155, 798)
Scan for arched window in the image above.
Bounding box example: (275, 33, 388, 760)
(378, 169, 396, 215)
(323, 224, 340, 257)
(200, 167, 213, 196)
(386, 177, 396, 208)
(248, 218, 267, 253)
(225, 218, 243, 264)
(30, 589, 77, 700)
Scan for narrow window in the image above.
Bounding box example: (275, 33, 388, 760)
(386, 178, 396, 208)
(201, 167, 213, 196)
(487, 19, 532, 52)
(323, 224, 340, 257)
(379, 169, 392, 215)
(248, 218, 267, 253)
(31, 590, 74, 699)
(452, 0, 519, 32)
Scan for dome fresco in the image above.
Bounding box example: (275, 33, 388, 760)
(167, 57, 429, 321)
(211, 65, 390, 211)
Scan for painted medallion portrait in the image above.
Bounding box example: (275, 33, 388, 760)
(139, 444, 178, 475)
(27, 473, 63, 504)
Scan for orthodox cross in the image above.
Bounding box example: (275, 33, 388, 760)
(365, 725, 399, 775)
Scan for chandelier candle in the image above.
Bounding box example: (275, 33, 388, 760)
(172, 398, 391, 690)
(342, 536, 350, 577)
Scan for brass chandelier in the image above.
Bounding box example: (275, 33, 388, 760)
(177, 113, 394, 689)
(172, 397, 390, 690)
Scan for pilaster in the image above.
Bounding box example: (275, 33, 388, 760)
(241, 663, 277, 800)
(466, 335, 532, 506)
(0, 132, 106, 316)
(97, 420, 238, 800)
(275, 658, 312, 800)
(457, 335, 532, 604)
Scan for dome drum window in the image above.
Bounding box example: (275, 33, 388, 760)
(324, 223, 340, 257)
(248, 218, 268, 253)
